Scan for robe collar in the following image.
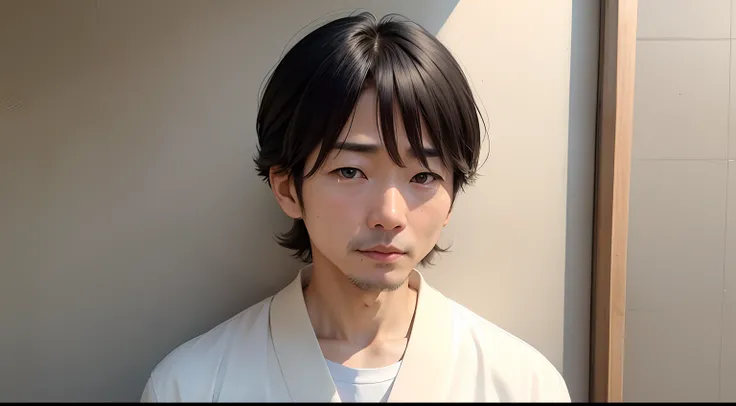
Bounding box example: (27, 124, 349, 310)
(268, 264, 455, 402)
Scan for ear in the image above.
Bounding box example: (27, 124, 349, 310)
(269, 167, 302, 219)
(443, 209, 452, 227)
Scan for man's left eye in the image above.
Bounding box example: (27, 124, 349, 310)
(411, 173, 439, 184)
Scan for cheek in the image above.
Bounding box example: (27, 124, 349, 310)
(409, 187, 452, 234)
(301, 179, 363, 237)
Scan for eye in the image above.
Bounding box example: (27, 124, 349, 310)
(411, 172, 442, 185)
(335, 167, 366, 179)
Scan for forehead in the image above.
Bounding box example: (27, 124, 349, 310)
(339, 86, 435, 150)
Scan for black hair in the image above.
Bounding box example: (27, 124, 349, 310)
(254, 11, 484, 265)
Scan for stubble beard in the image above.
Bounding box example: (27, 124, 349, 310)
(346, 273, 409, 292)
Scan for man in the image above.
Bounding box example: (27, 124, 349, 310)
(141, 12, 571, 403)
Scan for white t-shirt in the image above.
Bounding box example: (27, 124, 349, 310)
(325, 359, 402, 403)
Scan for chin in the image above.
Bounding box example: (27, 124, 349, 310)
(344, 262, 412, 292)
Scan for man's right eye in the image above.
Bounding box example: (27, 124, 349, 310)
(336, 167, 364, 179)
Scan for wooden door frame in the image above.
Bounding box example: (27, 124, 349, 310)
(590, 0, 638, 402)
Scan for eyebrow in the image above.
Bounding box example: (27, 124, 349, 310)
(335, 141, 440, 158)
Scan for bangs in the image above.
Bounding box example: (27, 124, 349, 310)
(306, 15, 481, 182)
(256, 13, 481, 187)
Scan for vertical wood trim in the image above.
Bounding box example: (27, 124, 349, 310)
(590, 0, 638, 402)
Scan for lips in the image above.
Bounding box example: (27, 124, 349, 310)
(362, 245, 404, 254)
(358, 245, 406, 262)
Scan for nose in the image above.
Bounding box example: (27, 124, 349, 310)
(368, 186, 408, 232)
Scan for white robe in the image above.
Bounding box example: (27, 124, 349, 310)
(140, 266, 571, 402)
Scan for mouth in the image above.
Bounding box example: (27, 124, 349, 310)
(357, 245, 406, 262)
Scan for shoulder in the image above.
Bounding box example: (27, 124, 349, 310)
(140, 296, 272, 402)
(448, 300, 571, 402)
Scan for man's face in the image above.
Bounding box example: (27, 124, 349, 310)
(298, 87, 453, 291)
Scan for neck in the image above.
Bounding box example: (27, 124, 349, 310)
(303, 261, 417, 348)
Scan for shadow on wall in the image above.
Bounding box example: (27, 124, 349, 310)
(563, 0, 599, 402)
(0, 0, 459, 402)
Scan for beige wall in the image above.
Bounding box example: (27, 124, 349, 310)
(624, 0, 735, 401)
(0, 0, 598, 401)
